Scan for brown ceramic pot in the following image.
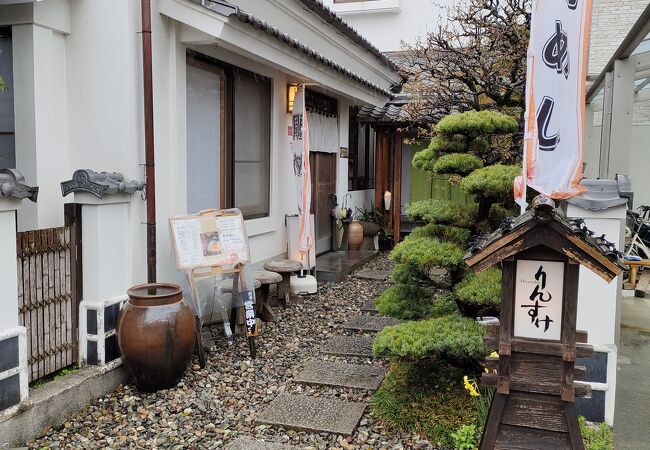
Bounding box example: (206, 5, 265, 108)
(348, 220, 364, 250)
(118, 283, 196, 392)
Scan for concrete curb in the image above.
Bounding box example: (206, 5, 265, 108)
(0, 365, 130, 447)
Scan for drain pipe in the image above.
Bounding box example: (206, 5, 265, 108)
(141, 0, 157, 283)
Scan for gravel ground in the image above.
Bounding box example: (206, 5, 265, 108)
(30, 253, 438, 449)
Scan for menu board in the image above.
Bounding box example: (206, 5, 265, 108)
(169, 210, 250, 270)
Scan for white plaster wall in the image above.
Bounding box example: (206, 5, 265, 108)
(12, 23, 68, 230)
(323, 0, 456, 52)
(0, 201, 20, 331)
(587, 124, 650, 208)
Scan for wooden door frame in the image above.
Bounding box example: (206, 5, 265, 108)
(374, 127, 402, 243)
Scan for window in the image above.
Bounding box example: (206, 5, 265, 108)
(186, 52, 271, 220)
(348, 107, 375, 191)
(0, 28, 15, 170)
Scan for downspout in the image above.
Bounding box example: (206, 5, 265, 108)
(141, 0, 157, 283)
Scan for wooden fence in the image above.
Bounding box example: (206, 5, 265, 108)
(16, 215, 80, 382)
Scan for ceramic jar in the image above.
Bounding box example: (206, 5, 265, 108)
(117, 283, 196, 392)
(348, 220, 364, 250)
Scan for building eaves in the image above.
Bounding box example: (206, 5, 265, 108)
(356, 104, 410, 123)
(295, 0, 399, 73)
(234, 10, 394, 99)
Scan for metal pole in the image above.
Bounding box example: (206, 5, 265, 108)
(141, 0, 157, 283)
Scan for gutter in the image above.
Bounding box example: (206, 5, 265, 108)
(141, 0, 157, 283)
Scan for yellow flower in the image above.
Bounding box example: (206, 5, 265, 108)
(490, 351, 499, 358)
(463, 376, 480, 397)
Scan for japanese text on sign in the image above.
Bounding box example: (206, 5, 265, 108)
(514, 260, 564, 340)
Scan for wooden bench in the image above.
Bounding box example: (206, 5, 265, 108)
(624, 259, 650, 295)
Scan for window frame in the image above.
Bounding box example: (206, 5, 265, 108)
(348, 107, 376, 191)
(186, 50, 272, 220)
(0, 27, 16, 171)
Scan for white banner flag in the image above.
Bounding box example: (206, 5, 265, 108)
(290, 85, 313, 254)
(514, 0, 592, 208)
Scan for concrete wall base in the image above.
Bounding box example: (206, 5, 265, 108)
(0, 365, 131, 447)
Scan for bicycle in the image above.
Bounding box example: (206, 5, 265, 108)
(625, 205, 650, 260)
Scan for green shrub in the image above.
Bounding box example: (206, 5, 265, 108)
(375, 284, 434, 320)
(460, 164, 520, 199)
(409, 223, 472, 246)
(455, 268, 502, 307)
(373, 315, 486, 363)
(579, 416, 613, 450)
(429, 292, 461, 318)
(433, 153, 484, 176)
(391, 263, 431, 285)
(435, 110, 518, 138)
(390, 237, 466, 273)
(371, 360, 477, 448)
(405, 199, 477, 228)
(452, 424, 480, 450)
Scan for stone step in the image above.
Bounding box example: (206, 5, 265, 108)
(294, 361, 386, 391)
(321, 335, 374, 358)
(225, 438, 300, 450)
(353, 268, 392, 281)
(256, 393, 366, 435)
(361, 298, 377, 313)
(343, 315, 400, 332)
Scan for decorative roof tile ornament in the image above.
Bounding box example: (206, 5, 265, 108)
(61, 169, 145, 199)
(0, 169, 39, 202)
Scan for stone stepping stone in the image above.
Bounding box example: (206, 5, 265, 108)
(361, 298, 377, 313)
(321, 335, 374, 357)
(294, 361, 386, 391)
(353, 268, 392, 281)
(225, 438, 300, 450)
(256, 393, 366, 435)
(343, 315, 400, 332)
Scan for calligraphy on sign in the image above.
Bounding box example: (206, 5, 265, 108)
(514, 0, 592, 207)
(514, 260, 564, 341)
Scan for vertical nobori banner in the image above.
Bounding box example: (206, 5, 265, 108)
(515, 0, 592, 208)
(290, 84, 313, 255)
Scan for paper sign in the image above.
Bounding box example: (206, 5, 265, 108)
(514, 259, 564, 341)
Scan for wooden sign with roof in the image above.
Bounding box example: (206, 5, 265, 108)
(465, 195, 623, 450)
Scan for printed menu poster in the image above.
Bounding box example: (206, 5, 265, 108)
(170, 212, 250, 269)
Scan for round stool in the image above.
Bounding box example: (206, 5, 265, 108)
(253, 270, 282, 322)
(263, 260, 303, 308)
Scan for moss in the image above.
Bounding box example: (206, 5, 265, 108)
(460, 164, 520, 199)
(405, 199, 477, 228)
(432, 153, 484, 176)
(373, 315, 486, 363)
(435, 110, 518, 138)
(579, 416, 613, 450)
(409, 223, 472, 246)
(371, 360, 478, 448)
(390, 237, 466, 272)
(375, 284, 434, 320)
(455, 267, 502, 307)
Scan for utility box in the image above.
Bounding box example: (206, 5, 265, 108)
(566, 176, 630, 425)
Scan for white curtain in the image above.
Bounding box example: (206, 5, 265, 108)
(307, 111, 338, 153)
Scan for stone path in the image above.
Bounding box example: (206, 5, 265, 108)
(225, 438, 300, 450)
(293, 361, 386, 390)
(353, 268, 392, 281)
(321, 335, 374, 357)
(343, 315, 400, 331)
(256, 269, 396, 437)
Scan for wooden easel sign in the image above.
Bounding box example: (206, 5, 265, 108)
(465, 196, 623, 450)
(169, 209, 259, 360)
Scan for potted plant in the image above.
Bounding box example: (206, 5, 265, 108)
(355, 206, 383, 235)
(378, 226, 394, 251)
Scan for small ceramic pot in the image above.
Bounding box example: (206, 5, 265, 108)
(348, 220, 364, 250)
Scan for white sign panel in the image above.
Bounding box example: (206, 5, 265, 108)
(514, 259, 564, 341)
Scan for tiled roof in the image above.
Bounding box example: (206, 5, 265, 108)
(234, 10, 395, 98)
(296, 0, 399, 72)
(355, 103, 410, 123)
